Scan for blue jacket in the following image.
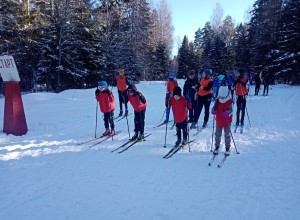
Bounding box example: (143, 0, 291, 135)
(213, 77, 219, 87)
(227, 75, 234, 86)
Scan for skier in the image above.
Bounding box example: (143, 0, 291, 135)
(211, 86, 234, 156)
(263, 75, 270, 96)
(212, 72, 220, 100)
(194, 69, 213, 129)
(95, 81, 115, 136)
(183, 70, 198, 128)
(164, 72, 178, 123)
(169, 86, 192, 145)
(126, 84, 147, 140)
(253, 72, 261, 95)
(115, 69, 129, 116)
(227, 70, 235, 99)
(234, 69, 248, 126)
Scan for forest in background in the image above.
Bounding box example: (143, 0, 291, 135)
(0, 0, 299, 92)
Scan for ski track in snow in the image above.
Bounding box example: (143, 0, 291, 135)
(0, 83, 300, 220)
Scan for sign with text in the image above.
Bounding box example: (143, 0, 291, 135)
(0, 55, 20, 82)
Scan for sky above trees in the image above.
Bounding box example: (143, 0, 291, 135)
(150, 0, 255, 54)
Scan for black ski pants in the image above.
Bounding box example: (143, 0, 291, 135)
(134, 108, 146, 134)
(236, 96, 247, 125)
(118, 90, 128, 111)
(104, 111, 114, 130)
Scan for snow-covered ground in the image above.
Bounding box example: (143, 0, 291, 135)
(1, 81, 300, 220)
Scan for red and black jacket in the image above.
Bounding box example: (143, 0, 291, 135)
(127, 90, 147, 112)
(95, 90, 115, 113)
(169, 96, 191, 123)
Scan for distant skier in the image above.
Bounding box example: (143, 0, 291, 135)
(115, 69, 129, 116)
(126, 84, 147, 140)
(212, 72, 220, 99)
(164, 72, 178, 123)
(194, 69, 213, 129)
(95, 81, 115, 136)
(183, 70, 198, 128)
(227, 71, 235, 99)
(263, 75, 270, 96)
(234, 69, 248, 126)
(211, 85, 234, 156)
(253, 72, 261, 95)
(169, 86, 192, 145)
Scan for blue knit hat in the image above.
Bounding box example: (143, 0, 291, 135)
(98, 81, 108, 88)
(169, 72, 176, 79)
(204, 69, 212, 77)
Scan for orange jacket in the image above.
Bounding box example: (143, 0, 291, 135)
(198, 77, 213, 96)
(127, 91, 147, 112)
(235, 76, 248, 96)
(166, 80, 178, 93)
(96, 90, 115, 113)
(116, 75, 127, 91)
(170, 96, 191, 123)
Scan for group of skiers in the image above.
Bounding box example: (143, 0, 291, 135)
(95, 69, 147, 141)
(95, 68, 268, 156)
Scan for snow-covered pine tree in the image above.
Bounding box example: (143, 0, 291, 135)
(234, 23, 251, 71)
(272, 0, 300, 84)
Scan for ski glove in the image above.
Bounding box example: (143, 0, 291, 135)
(211, 109, 217, 115)
(222, 111, 229, 118)
(185, 95, 191, 102)
(95, 89, 100, 96)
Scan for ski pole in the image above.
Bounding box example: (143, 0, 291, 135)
(163, 118, 169, 148)
(187, 119, 190, 152)
(95, 101, 98, 138)
(125, 111, 131, 139)
(160, 108, 166, 121)
(229, 128, 239, 154)
(245, 105, 251, 128)
(211, 115, 215, 152)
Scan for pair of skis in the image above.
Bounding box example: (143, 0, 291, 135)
(163, 140, 194, 159)
(153, 120, 174, 128)
(115, 113, 132, 122)
(111, 134, 152, 154)
(193, 124, 208, 136)
(77, 131, 121, 148)
(234, 125, 244, 134)
(208, 153, 229, 168)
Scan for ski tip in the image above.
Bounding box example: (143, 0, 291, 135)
(208, 163, 212, 166)
(217, 165, 221, 168)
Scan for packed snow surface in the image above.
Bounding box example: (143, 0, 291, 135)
(1, 81, 300, 220)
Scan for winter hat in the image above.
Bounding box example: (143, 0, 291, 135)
(218, 86, 230, 103)
(203, 69, 212, 77)
(98, 81, 108, 88)
(218, 74, 225, 82)
(173, 86, 182, 96)
(128, 84, 137, 94)
(119, 69, 125, 75)
(169, 72, 176, 79)
(188, 70, 195, 76)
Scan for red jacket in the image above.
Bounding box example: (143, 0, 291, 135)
(127, 91, 147, 112)
(169, 96, 191, 123)
(214, 99, 234, 128)
(166, 80, 178, 93)
(96, 90, 115, 113)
